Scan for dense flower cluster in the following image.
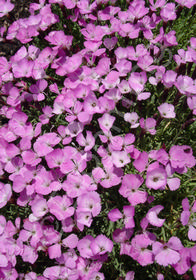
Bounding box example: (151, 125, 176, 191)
(0, 0, 196, 279)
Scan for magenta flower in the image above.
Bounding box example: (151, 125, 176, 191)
(108, 208, 123, 222)
(160, 3, 176, 22)
(153, 237, 183, 266)
(45, 148, 65, 169)
(21, 245, 38, 264)
(113, 228, 133, 243)
(8, 111, 28, 137)
(77, 191, 101, 218)
(128, 72, 147, 94)
(146, 205, 165, 227)
(12, 58, 34, 78)
(47, 195, 74, 221)
(48, 243, 61, 259)
(90, 234, 113, 255)
(129, 233, 154, 266)
(45, 30, 73, 50)
(119, 174, 147, 206)
(63, 173, 93, 198)
(81, 23, 105, 41)
(62, 234, 78, 249)
(89, 271, 105, 280)
(125, 271, 135, 280)
(133, 152, 148, 172)
(115, 59, 132, 77)
(158, 103, 176, 118)
(175, 75, 196, 95)
(29, 79, 48, 101)
(76, 131, 95, 151)
(146, 164, 167, 190)
(19, 220, 43, 248)
(181, 198, 196, 241)
(162, 70, 177, 88)
(103, 37, 118, 51)
(0, 183, 12, 208)
(149, 0, 166, 11)
(165, 163, 181, 191)
(77, 235, 94, 258)
(30, 196, 48, 221)
(169, 145, 196, 169)
(137, 54, 154, 72)
(173, 247, 191, 275)
(112, 151, 131, 168)
(102, 71, 120, 89)
(33, 132, 61, 157)
(0, 0, 14, 17)
(124, 112, 140, 128)
(140, 118, 156, 135)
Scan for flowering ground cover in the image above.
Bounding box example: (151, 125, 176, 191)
(0, 0, 196, 279)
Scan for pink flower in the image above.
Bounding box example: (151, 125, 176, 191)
(89, 272, 105, 280)
(45, 148, 65, 169)
(22, 245, 38, 264)
(77, 191, 101, 218)
(95, 57, 111, 77)
(139, 118, 156, 135)
(160, 3, 176, 22)
(128, 72, 147, 94)
(146, 165, 167, 190)
(169, 145, 195, 169)
(48, 243, 61, 259)
(108, 208, 123, 222)
(81, 23, 105, 42)
(99, 166, 122, 189)
(181, 198, 196, 241)
(124, 112, 140, 128)
(103, 37, 118, 51)
(98, 113, 116, 133)
(175, 75, 196, 95)
(162, 70, 177, 88)
(12, 59, 34, 78)
(47, 195, 74, 221)
(0, 183, 12, 208)
(137, 55, 154, 72)
(173, 247, 191, 275)
(102, 71, 120, 89)
(90, 234, 113, 255)
(158, 103, 176, 118)
(119, 174, 147, 206)
(62, 234, 78, 249)
(30, 196, 48, 221)
(112, 151, 131, 168)
(45, 31, 73, 50)
(113, 228, 133, 243)
(76, 131, 95, 152)
(63, 173, 93, 198)
(19, 220, 43, 248)
(133, 151, 148, 172)
(146, 205, 165, 227)
(129, 233, 154, 266)
(125, 271, 135, 280)
(77, 235, 94, 258)
(114, 59, 132, 77)
(149, 0, 166, 11)
(153, 237, 183, 266)
(33, 133, 61, 157)
(29, 79, 48, 101)
(8, 111, 28, 137)
(0, 0, 14, 17)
